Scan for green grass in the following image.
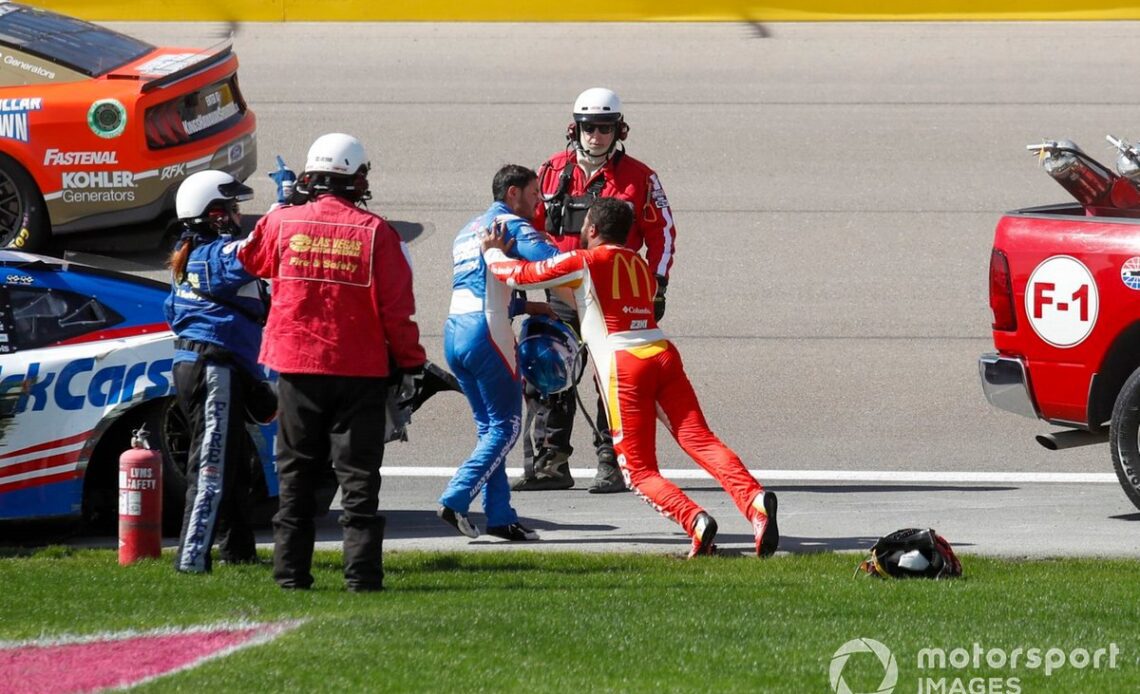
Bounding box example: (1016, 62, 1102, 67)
(1, 549, 1137, 692)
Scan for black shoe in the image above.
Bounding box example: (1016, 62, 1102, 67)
(486, 522, 539, 541)
(218, 555, 264, 566)
(437, 505, 479, 538)
(587, 460, 627, 494)
(687, 512, 718, 559)
(511, 475, 574, 491)
(751, 491, 779, 558)
(513, 451, 574, 491)
(346, 583, 385, 593)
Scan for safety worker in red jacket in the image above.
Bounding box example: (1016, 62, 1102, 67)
(517, 87, 678, 494)
(483, 197, 777, 559)
(237, 132, 427, 592)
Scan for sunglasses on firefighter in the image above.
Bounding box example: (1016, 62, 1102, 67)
(581, 123, 615, 135)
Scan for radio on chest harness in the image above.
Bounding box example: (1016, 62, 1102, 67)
(543, 150, 624, 238)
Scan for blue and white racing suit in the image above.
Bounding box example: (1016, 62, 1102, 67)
(439, 202, 558, 526)
(164, 232, 269, 573)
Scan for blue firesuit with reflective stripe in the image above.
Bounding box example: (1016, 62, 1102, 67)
(440, 202, 558, 525)
(164, 233, 269, 573)
(164, 236, 267, 378)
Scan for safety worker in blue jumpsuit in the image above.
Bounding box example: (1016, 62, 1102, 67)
(437, 164, 559, 541)
(165, 169, 273, 573)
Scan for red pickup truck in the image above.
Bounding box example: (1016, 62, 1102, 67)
(980, 138, 1140, 510)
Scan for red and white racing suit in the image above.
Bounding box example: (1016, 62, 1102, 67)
(525, 149, 678, 476)
(485, 244, 764, 540)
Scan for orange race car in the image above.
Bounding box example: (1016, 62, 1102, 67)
(0, 2, 256, 250)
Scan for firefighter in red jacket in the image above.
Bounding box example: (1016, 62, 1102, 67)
(237, 133, 426, 592)
(516, 87, 678, 494)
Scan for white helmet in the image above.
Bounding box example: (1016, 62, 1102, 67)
(175, 170, 253, 221)
(304, 133, 370, 176)
(573, 88, 623, 124)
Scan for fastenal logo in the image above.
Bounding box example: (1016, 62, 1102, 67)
(830, 638, 898, 694)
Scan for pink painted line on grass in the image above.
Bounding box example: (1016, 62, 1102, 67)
(0, 621, 302, 693)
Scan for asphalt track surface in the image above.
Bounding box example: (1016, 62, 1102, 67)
(61, 21, 1140, 558)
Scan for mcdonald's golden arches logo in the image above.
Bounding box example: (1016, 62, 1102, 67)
(611, 251, 651, 300)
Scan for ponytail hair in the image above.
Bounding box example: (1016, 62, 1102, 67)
(168, 236, 193, 285)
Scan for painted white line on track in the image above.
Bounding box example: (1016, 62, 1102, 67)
(383, 467, 1117, 484)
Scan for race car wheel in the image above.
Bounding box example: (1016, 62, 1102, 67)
(1108, 365, 1140, 510)
(0, 153, 48, 251)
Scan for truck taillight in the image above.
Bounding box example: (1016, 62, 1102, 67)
(989, 248, 1017, 331)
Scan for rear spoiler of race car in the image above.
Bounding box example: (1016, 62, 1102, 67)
(140, 44, 233, 93)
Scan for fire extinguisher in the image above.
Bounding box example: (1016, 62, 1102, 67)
(119, 425, 163, 565)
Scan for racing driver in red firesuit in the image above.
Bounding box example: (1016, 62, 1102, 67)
(237, 133, 427, 591)
(517, 87, 678, 494)
(482, 197, 777, 558)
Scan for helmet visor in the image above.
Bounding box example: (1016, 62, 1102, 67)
(219, 179, 255, 202)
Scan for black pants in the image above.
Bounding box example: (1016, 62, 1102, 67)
(272, 373, 388, 590)
(173, 357, 255, 573)
(522, 293, 614, 477)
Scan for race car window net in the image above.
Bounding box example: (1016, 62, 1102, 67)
(0, 4, 153, 78)
(7, 286, 124, 351)
(145, 75, 247, 149)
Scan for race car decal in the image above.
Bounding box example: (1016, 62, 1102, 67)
(1121, 257, 1140, 290)
(1025, 255, 1099, 348)
(42, 149, 118, 166)
(52, 321, 170, 347)
(43, 155, 213, 202)
(2, 54, 56, 81)
(0, 96, 41, 143)
(0, 355, 173, 413)
(0, 430, 90, 494)
(134, 52, 208, 76)
(0, 428, 90, 460)
(87, 98, 126, 139)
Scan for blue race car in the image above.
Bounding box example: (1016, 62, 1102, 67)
(0, 249, 277, 532)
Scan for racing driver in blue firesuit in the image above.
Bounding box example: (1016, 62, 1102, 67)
(437, 164, 559, 540)
(165, 169, 273, 573)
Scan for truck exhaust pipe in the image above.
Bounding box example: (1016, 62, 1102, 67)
(1035, 429, 1109, 450)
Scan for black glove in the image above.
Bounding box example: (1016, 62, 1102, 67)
(653, 275, 668, 322)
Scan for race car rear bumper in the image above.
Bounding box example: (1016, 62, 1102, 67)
(978, 352, 1039, 419)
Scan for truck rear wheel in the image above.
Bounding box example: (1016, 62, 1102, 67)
(1108, 366, 1140, 510)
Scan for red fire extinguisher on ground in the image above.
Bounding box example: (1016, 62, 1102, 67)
(119, 425, 163, 565)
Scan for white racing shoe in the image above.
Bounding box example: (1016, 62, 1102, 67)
(437, 506, 480, 539)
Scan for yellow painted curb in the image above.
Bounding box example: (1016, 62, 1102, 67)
(27, 0, 1140, 22)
